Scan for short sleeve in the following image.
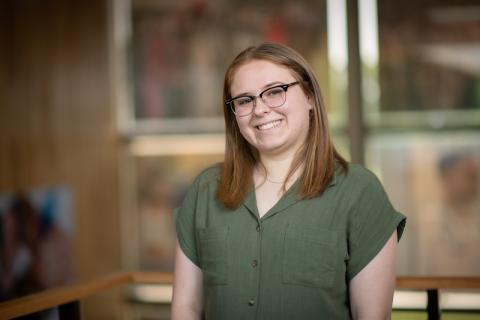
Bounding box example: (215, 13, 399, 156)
(174, 180, 201, 268)
(346, 169, 406, 281)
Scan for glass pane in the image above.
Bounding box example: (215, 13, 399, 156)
(377, 0, 480, 112)
(361, 0, 480, 130)
(366, 131, 480, 276)
(365, 0, 480, 277)
(133, 136, 224, 270)
(131, 0, 336, 122)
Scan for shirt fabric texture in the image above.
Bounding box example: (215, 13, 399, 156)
(175, 163, 406, 320)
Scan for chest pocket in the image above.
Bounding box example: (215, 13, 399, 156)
(198, 226, 229, 286)
(282, 224, 338, 288)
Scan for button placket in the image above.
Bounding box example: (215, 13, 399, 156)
(247, 219, 261, 316)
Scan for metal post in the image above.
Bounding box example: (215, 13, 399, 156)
(58, 300, 81, 320)
(426, 289, 441, 320)
(346, 0, 365, 165)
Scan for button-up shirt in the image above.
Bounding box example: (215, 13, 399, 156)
(175, 164, 406, 320)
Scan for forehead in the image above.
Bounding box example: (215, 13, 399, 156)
(230, 59, 296, 95)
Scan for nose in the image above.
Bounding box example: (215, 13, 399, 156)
(252, 97, 271, 116)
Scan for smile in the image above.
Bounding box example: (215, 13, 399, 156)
(256, 119, 283, 131)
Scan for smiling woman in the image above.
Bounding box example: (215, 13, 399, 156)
(230, 60, 312, 165)
(171, 42, 406, 320)
(219, 44, 345, 210)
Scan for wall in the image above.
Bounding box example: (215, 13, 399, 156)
(0, 0, 123, 318)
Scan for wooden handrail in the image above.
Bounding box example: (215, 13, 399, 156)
(130, 271, 174, 284)
(0, 272, 172, 320)
(397, 276, 480, 290)
(0, 273, 478, 319)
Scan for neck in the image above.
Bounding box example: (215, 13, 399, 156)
(256, 151, 299, 184)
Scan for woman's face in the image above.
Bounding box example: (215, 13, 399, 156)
(230, 59, 312, 159)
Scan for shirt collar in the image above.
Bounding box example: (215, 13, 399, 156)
(243, 164, 339, 214)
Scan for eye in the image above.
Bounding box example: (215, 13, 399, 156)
(235, 97, 253, 106)
(265, 87, 284, 97)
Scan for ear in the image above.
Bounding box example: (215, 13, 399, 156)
(307, 97, 314, 110)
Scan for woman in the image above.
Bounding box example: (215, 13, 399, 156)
(172, 42, 406, 320)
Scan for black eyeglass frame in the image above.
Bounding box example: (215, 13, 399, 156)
(226, 81, 301, 116)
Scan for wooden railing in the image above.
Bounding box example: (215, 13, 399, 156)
(397, 277, 480, 319)
(0, 272, 173, 320)
(0, 273, 479, 320)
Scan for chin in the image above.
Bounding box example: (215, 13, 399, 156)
(257, 143, 289, 155)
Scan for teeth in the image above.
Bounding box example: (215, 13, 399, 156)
(257, 120, 282, 130)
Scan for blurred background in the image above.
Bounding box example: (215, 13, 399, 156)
(0, 0, 479, 319)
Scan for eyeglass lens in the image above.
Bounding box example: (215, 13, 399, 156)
(233, 86, 286, 116)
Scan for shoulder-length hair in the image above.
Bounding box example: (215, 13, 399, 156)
(217, 42, 348, 209)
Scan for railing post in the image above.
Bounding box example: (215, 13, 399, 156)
(426, 289, 440, 320)
(58, 300, 81, 320)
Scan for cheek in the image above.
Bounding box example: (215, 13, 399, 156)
(236, 118, 253, 138)
(235, 117, 248, 130)
(286, 102, 311, 123)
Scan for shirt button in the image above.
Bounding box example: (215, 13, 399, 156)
(248, 299, 255, 306)
(252, 260, 258, 268)
(256, 225, 261, 232)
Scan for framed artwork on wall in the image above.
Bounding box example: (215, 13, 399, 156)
(0, 186, 74, 301)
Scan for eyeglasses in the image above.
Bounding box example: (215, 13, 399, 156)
(226, 81, 300, 117)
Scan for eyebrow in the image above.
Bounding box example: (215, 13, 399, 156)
(232, 81, 286, 98)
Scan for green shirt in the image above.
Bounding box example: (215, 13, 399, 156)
(175, 164, 406, 320)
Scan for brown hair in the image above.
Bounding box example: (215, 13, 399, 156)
(217, 42, 348, 209)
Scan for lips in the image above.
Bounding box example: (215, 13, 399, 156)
(256, 119, 283, 131)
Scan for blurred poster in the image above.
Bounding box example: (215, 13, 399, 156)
(0, 186, 74, 302)
(136, 153, 223, 271)
(414, 149, 480, 275)
(367, 132, 480, 276)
